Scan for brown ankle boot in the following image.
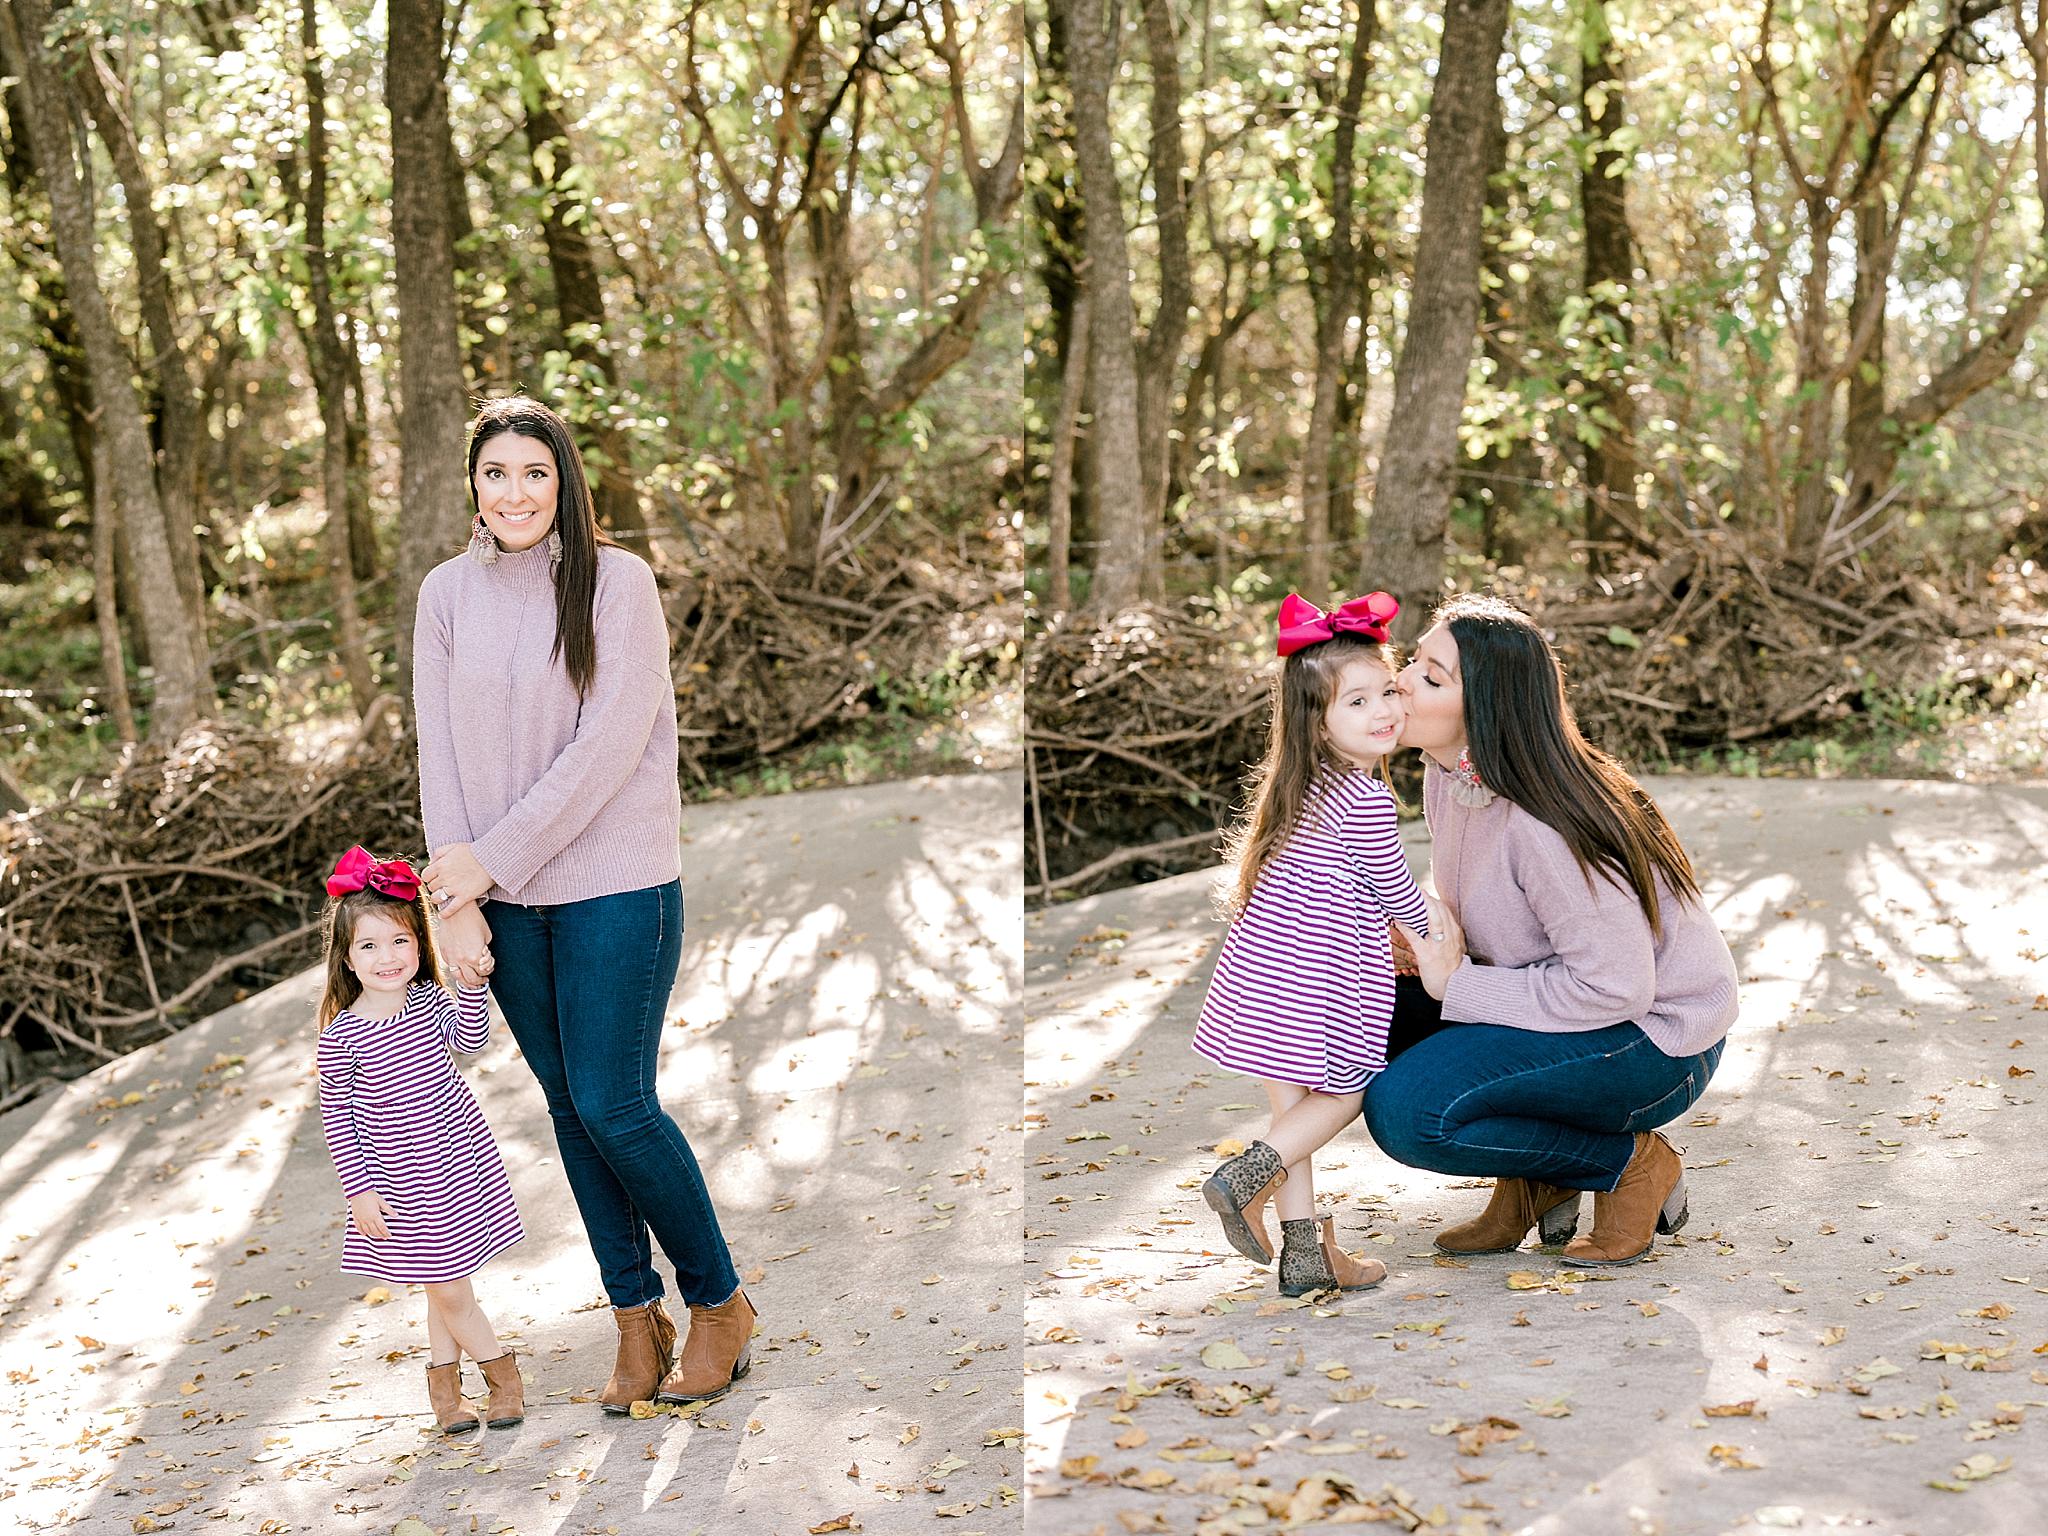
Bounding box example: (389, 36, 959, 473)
(477, 1351, 525, 1428)
(1433, 1178, 1583, 1255)
(655, 1289, 757, 1406)
(600, 1299, 677, 1415)
(1562, 1133, 1687, 1267)
(425, 1360, 480, 1433)
(1201, 1142, 1288, 1265)
(1315, 1214, 1387, 1292)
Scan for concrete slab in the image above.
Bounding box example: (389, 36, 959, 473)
(0, 772, 1025, 1535)
(1022, 778, 2048, 1536)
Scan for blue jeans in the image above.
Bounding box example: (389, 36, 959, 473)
(486, 880, 741, 1308)
(1362, 978, 1724, 1191)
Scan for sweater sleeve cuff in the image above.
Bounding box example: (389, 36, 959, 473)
(1438, 959, 1498, 1025)
(468, 824, 535, 898)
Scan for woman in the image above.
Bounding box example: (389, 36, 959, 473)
(414, 396, 755, 1409)
(1362, 593, 1737, 1265)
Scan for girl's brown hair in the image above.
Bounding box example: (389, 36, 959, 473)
(1438, 592, 1701, 937)
(317, 887, 445, 1029)
(465, 395, 624, 701)
(1223, 633, 1397, 915)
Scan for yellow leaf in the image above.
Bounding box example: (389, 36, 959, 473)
(1059, 1455, 1099, 1479)
(1213, 1137, 1246, 1159)
(1704, 1400, 1757, 1417)
(1506, 1271, 1545, 1291)
(362, 1286, 393, 1306)
(1113, 1428, 1148, 1450)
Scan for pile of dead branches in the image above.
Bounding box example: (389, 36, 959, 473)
(1026, 603, 1270, 904)
(0, 701, 417, 1106)
(660, 534, 1018, 784)
(1530, 528, 2043, 763)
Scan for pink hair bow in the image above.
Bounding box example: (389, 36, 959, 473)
(1275, 591, 1399, 656)
(325, 845, 421, 902)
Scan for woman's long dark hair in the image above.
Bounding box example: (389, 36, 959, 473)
(318, 886, 444, 1030)
(1224, 633, 1396, 915)
(465, 396, 622, 699)
(1440, 593, 1701, 938)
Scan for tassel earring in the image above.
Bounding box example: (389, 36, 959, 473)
(468, 514, 501, 566)
(545, 528, 563, 571)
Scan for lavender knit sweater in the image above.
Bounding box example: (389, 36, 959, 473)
(413, 539, 682, 906)
(1425, 760, 1738, 1057)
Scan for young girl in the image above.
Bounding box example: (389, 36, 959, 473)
(315, 845, 527, 1433)
(1192, 592, 1438, 1297)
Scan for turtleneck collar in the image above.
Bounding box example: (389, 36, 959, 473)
(475, 533, 558, 592)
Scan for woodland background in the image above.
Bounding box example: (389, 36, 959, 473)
(2, 0, 2047, 1097)
(1025, 0, 2048, 899)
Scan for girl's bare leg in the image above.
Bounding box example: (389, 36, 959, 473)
(1264, 1089, 1365, 1221)
(423, 1278, 505, 1362)
(425, 1296, 458, 1366)
(1263, 1081, 1316, 1221)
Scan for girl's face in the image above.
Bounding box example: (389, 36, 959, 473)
(1322, 655, 1406, 768)
(473, 432, 560, 551)
(345, 910, 420, 996)
(1396, 623, 1468, 762)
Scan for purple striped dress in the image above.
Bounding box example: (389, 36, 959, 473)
(317, 981, 524, 1283)
(1192, 769, 1431, 1093)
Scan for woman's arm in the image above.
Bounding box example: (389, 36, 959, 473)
(1438, 837, 1658, 1030)
(412, 572, 475, 856)
(465, 557, 671, 894)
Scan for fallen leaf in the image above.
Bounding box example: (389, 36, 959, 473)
(1708, 1443, 1761, 1470)
(1703, 1400, 1757, 1417)
(1200, 1340, 1252, 1371)
(362, 1286, 393, 1307)
(806, 1516, 861, 1534)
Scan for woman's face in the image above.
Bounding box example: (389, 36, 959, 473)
(1396, 623, 1468, 762)
(473, 431, 560, 552)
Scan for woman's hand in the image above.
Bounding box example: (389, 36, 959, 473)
(1399, 895, 1467, 1001)
(349, 1190, 395, 1241)
(422, 844, 494, 919)
(436, 902, 495, 987)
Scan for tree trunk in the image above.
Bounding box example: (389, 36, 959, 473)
(524, 0, 646, 536)
(301, 0, 376, 715)
(89, 430, 137, 744)
(342, 316, 377, 580)
(1064, 0, 1147, 613)
(1298, 0, 1377, 597)
(1047, 290, 1090, 615)
(1577, 0, 1639, 569)
(387, 0, 475, 679)
(1470, 101, 1529, 564)
(1133, 0, 1191, 598)
(67, 37, 211, 633)
(1839, 197, 1892, 550)
(0, 81, 98, 535)
(0, 0, 212, 737)
(1358, 0, 1509, 637)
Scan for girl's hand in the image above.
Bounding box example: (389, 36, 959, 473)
(1399, 896, 1467, 1001)
(422, 844, 494, 919)
(436, 902, 495, 987)
(349, 1190, 395, 1241)
(1389, 921, 1419, 976)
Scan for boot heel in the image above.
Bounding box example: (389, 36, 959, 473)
(1537, 1192, 1583, 1247)
(1656, 1174, 1688, 1235)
